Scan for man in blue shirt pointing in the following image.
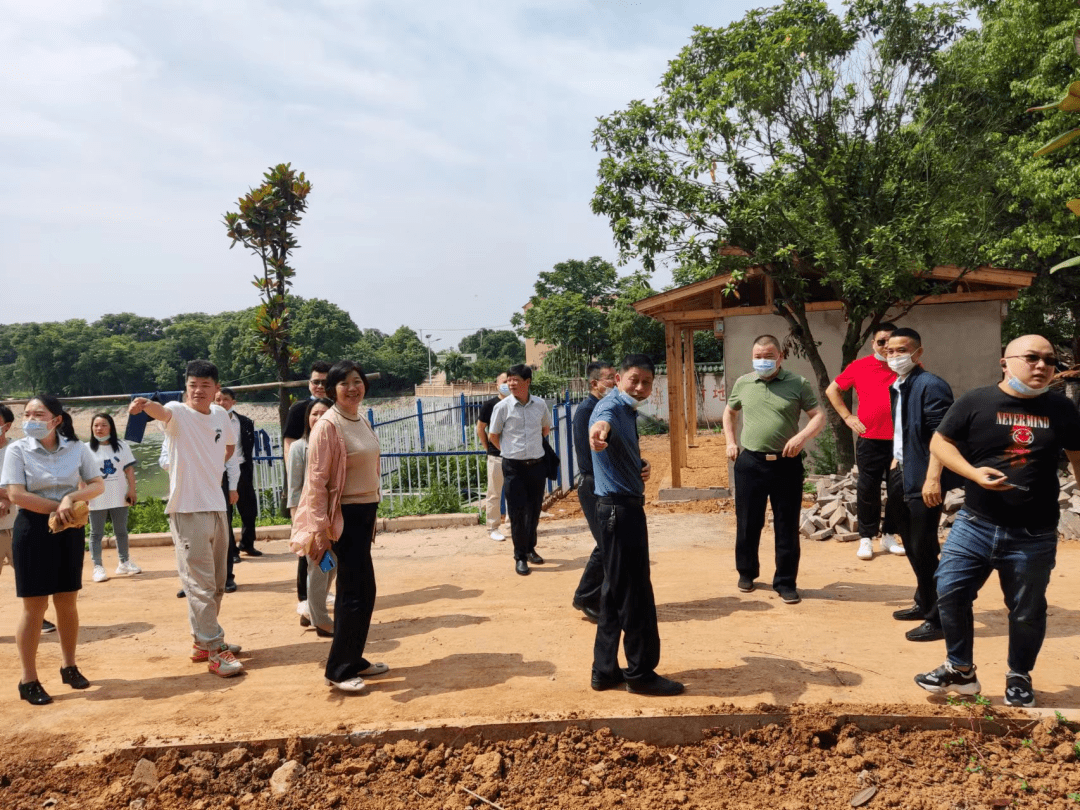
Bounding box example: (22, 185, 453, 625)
(588, 354, 684, 697)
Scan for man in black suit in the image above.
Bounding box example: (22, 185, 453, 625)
(216, 389, 259, 594)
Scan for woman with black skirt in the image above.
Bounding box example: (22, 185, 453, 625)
(291, 361, 386, 693)
(0, 395, 103, 705)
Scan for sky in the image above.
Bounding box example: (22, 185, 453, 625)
(4, 0, 773, 351)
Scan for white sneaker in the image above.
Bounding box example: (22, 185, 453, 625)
(856, 538, 873, 560)
(881, 534, 906, 556)
(325, 676, 366, 692)
(208, 644, 244, 677)
(92, 565, 109, 583)
(116, 560, 142, 575)
(490, 531, 505, 541)
(358, 662, 389, 677)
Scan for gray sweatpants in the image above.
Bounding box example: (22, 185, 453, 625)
(168, 511, 229, 650)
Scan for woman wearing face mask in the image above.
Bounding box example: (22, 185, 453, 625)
(291, 361, 388, 693)
(85, 413, 140, 583)
(0, 395, 104, 705)
(287, 396, 333, 630)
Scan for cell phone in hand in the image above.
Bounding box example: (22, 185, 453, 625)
(319, 551, 336, 573)
(1006, 482, 1030, 492)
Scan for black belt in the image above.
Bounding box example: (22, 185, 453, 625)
(505, 457, 543, 466)
(598, 494, 646, 507)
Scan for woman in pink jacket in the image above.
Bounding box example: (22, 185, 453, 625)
(291, 360, 388, 693)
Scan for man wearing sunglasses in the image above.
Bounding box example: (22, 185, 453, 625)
(915, 335, 1080, 707)
(826, 322, 905, 560)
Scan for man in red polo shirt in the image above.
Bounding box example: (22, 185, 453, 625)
(826, 322, 904, 560)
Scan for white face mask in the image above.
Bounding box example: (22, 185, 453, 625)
(887, 354, 917, 377)
(617, 390, 644, 411)
(498, 383, 510, 396)
(873, 351, 887, 363)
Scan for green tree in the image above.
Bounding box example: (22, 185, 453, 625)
(224, 163, 313, 430)
(511, 257, 618, 376)
(373, 327, 430, 391)
(591, 0, 980, 470)
(440, 351, 472, 382)
(289, 297, 363, 373)
(458, 329, 524, 362)
(921, 0, 1080, 359)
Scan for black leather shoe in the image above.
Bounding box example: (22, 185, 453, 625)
(893, 605, 924, 621)
(19, 680, 52, 705)
(905, 621, 945, 642)
(737, 576, 755, 593)
(300, 615, 311, 628)
(315, 626, 334, 638)
(591, 670, 625, 691)
(515, 559, 530, 576)
(626, 674, 685, 696)
(241, 546, 263, 557)
(572, 600, 600, 622)
(231, 555, 243, 564)
(60, 665, 90, 690)
(526, 552, 544, 565)
(176, 590, 186, 598)
(225, 580, 238, 594)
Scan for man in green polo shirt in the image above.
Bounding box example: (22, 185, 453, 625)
(722, 335, 825, 604)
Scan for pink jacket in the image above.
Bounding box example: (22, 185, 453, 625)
(289, 416, 346, 558)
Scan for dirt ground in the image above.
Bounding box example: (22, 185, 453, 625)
(3, 434, 1080, 807)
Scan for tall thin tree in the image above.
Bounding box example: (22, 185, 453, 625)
(223, 163, 312, 431)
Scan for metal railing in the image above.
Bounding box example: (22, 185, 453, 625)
(248, 392, 588, 518)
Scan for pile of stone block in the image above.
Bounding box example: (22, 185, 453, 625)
(800, 470, 1080, 541)
(800, 471, 862, 542)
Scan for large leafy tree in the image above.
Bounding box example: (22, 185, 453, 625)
(224, 163, 313, 430)
(591, 0, 983, 469)
(921, 0, 1080, 359)
(458, 329, 524, 363)
(511, 257, 618, 375)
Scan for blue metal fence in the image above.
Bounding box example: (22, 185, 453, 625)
(375, 391, 586, 514)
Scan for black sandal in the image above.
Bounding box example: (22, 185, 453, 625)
(19, 680, 53, 705)
(60, 666, 90, 690)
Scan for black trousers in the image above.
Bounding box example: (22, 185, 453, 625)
(592, 497, 660, 683)
(855, 437, 901, 539)
(502, 458, 546, 561)
(887, 465, 942, 626)
(325, 503, 378, 682)
(573, 474, 605, 610)
(734, 451, 804, 590)
(224, 466, 258, 549)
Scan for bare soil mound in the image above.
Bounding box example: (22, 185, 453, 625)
(4, 706, 1078, 809)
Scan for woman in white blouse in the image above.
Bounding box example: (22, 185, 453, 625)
(0, 395, 103, 706)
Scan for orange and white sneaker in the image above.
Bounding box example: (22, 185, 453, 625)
(208, 644, 244, 677)
(191, 642, 242, 663)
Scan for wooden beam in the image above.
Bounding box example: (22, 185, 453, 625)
(901, 289, 1019, 306)
(634, 272, 736, 315)
(928, 265, 1034, 288)
(664, 321, 685, 488)
(684, 327, 698, 448)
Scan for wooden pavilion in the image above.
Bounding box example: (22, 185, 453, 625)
(632, 260, 1035, 487)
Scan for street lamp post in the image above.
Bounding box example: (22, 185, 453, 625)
(424, 334, 442, 383)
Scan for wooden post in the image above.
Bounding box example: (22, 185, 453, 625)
(683, 327, 698, 448)
(664, 320, 685, 488)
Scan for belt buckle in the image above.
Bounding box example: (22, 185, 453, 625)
(765, 453, 778, 461)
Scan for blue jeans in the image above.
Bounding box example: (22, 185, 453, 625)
(936, 510, 1057, 675)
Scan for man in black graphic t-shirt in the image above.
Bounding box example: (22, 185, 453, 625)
(914, 335, 1080, 708)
